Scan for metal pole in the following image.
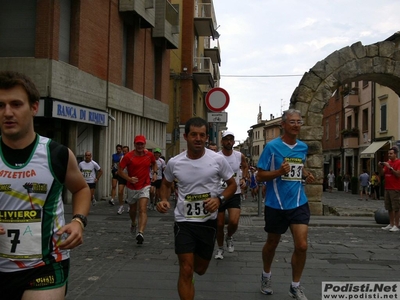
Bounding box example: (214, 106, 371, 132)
(258, 182, 263, 217)
(216, 123, 220, 148)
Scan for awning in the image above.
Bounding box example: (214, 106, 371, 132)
(146, 140, 162, 150)
(360, 141, 389, 158)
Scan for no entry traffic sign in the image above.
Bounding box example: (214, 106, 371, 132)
(205, 87, 230, 112)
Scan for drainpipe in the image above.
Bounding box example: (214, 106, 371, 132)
(142, 26, 147, 132)
(371, 82, 375, 172)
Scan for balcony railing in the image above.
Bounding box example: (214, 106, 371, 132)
(194, 2, 217, 37)
(204, 36, 221, 65)
(192, 57, 214, 86)
(213, 63, 220, 81)
(343, 136, 359, 149)
(343, 87, 359, 108)
(119, 0, 155, 28)
(343, 94, 359, 108)
(153, 0, 179, 49)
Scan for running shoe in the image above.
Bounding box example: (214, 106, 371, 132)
(108, 199, 115, 206)
(214, 248, 224, 260)
(260, 275, 273, 295)
(136, 232, 144, 244)
(91, 198, 97, 206)
(226, 236, 234, 253)
(289, 285, 308, 300)
(389, 226, 400, 232)
(117, 206, 124, 215)
(381, 224, 393, 230)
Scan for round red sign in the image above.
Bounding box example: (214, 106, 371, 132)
(205, 87, 230, 112)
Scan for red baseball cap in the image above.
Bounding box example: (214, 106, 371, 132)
(134, 135, 146, 144)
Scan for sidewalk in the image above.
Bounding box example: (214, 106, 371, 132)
(240, 188, 384, 227)
(64, 190, 392, 300)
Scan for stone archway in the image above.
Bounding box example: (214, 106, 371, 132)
(289, 33, 400, 215)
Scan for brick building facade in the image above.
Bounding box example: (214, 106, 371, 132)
(0, 0, 178, 201)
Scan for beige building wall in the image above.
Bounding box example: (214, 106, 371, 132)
(375, 84, 400, 144)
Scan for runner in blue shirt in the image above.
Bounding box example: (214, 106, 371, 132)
(256, 109, 315, 300)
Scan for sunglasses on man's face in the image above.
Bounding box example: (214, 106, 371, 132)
(286, 120, 304, 126)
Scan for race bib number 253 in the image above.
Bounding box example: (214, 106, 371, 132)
(281, 158, 303, 181)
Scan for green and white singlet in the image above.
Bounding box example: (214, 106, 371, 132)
(0, 136, 68, 272)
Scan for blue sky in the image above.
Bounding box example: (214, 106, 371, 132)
(213, 0, 400, 142)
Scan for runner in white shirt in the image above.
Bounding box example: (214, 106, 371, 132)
(157, 117, 237, 300)
(214, 131, 248, 260)
(78, 151, 103, 205)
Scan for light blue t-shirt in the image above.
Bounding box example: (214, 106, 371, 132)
(359, 172, 370, 187)
(257, 137, 308, 210)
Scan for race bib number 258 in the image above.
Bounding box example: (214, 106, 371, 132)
(184, 193, 211, 219)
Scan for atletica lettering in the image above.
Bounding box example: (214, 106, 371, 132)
(0, 169, 37, 179)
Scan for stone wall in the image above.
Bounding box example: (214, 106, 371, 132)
(290, 36, 400, 215)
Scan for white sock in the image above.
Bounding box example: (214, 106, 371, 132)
(291, 281, 300, 288)
(262, 271, 271, 278)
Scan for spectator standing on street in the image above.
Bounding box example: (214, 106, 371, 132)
(256, 109, 315, 300)
(370, 171, 380, 200)
(359, 169, 370, 201)
(327, 170, 335, 193)
(157, 117, 237, 300)
(117, 146, 130, 215)
(79, 151, 103, 206)
(110, 144, 123, 206)
(343, 172, 351, 193)
(0, 71, 91, 299)
(379, 147, 400, 232)
(118, 135, 157, 244)
(214, 131, 248, 260)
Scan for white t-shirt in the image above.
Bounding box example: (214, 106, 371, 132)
(79, 160, 101, 183)
(218, 150, 242, 194)
(156, 158, 166, 180)
(164, 149, 234, 222)
(327, 173, 335, 184)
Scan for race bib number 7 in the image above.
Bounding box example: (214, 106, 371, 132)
(0, 210, 43, 260)
(184, 193, 211, 219)
(281, 158, 303, 181)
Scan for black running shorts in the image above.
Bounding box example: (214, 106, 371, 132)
(218, 193, 241, 212)
(0, 259, 70, 300)
(264, 203, 310, 234)
(174, 219, 217, 260)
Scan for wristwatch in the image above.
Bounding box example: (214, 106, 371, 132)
(217, 195, 226, 205)
(72, 214, 87, 227)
